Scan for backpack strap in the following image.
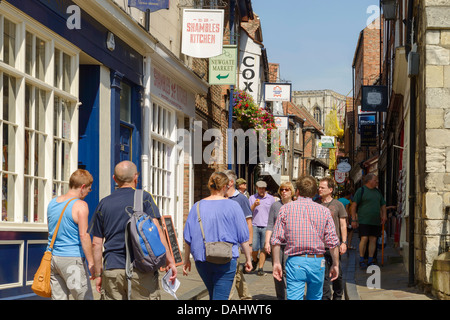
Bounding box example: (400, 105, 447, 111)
(125, 189, 144, 300)
(134, 189, 144, 213)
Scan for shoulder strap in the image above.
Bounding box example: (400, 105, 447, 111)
(49, 198, 77, 250)
(134, 189, 144, 213)
(196, 201, 207, 244)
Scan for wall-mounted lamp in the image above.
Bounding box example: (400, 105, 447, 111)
(381, 0, 397, 20)
(107, 32, 115, 51)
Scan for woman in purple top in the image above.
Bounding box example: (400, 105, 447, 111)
(183, 172, 252, 300)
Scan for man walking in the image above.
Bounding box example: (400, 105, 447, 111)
(224, 170, 253, 300)
(249, 180, 275, 275)
(271, 175, 340, 300)
(90, 161, 177, 299)
(318, 177, 347, 300)
(350, 173, 387, 268)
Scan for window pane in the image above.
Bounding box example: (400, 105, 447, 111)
(25, 84, 32, 128)
(62, 53, 71, 92)
(54, 96, 60, 136)
(54, 49, 61, 88)
(25, 32, 33, 75)
(3, 19, 16, 67)
(35, 89, 46, 132)
(35, 37, 46, 81)
(24, 130, 31, 175)
(34, 179, 45, 223)
(62, 100, 71, 139)
(3, 74, 16, 123)
(2, 124, 16, 172)
(2, 173, 15, 221)
(120, 83, 131, 123)
(34, 134, 45, 177)
(24, 177, 31, 222)
(61, 141, 71, 181)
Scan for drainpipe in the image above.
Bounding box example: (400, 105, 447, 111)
(406, 0, 416, 287)
(227, 0, 236, 170)
(141, 56, 152, 192)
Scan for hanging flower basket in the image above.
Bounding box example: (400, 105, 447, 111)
(232, 89, 284, 158)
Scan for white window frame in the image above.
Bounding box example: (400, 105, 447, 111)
(149, 98, 177, 217)
(0, 5, 79, 231)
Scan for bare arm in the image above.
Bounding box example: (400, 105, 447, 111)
(154, 218, 177, 283)
(73, 201, 94, 274)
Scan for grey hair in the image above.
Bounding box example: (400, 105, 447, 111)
(363, 173, 377, 184)
(223, 170, 237, 187)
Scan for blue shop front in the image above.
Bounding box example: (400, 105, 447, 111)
(0, 0, 148, 299)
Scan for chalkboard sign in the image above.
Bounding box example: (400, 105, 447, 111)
(161, 215, 183, 266)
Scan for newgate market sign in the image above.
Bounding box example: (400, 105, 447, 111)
(209, 45, 237, 85)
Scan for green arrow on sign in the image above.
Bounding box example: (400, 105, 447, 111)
(216, 73, 229, 80)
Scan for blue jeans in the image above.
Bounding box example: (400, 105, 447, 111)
(285, 255, 325, 300)
(195, 259, 237, 300)
(252, 226, 267, 251)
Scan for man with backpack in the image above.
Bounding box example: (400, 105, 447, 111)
(350, 173, 387, 268)
(90, 161, 177, 300)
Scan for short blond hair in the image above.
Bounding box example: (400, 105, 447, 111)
(278, 181, 295, 197)
(69, 169, 93, 189)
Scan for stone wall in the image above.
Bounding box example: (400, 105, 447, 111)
(418, 0, 450, 291)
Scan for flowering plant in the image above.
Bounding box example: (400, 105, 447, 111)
(232, 89, 284, 157)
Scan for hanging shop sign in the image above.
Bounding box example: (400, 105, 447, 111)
(316, 140, 329, 159)
(238, 51, 260, 102)
(358, 113, 376, 133)
(128, 0, 169, 12)
(360, 124, 377, 147)
(335, 170, 346, 184)
(336, 161, 351, 173)
(264, 83, 292, 102)
(209, 45, 237, 85)
(361, 85, 388, 112)
(320, 136, 336, 149)
(274, 116, 289, 130)
(181, 9, 224, 58)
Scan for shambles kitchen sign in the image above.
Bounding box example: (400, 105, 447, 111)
(182, 9, 224, 58)
(209, 45, 237, 85)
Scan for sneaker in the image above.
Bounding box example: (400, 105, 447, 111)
(252, 259, 259, 271)
(359, 261, 367, 268)
(257, 268, 264, 276)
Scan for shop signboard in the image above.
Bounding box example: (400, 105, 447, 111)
(209, 45, 237, 85)
(182, 9, 224, 58)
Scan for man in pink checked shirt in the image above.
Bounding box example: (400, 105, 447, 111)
(271, 175, 340, 300)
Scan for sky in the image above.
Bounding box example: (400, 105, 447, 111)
(251, 0, 381, 96)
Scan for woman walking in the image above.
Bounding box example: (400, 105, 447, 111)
(183, 172, 252, 300)
(264, 181, 295, 300)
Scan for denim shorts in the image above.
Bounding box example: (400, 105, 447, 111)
(252, 226, 267, 251)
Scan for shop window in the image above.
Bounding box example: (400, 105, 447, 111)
(0, 12, 79, 227)
(150, 103, 175, 215)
